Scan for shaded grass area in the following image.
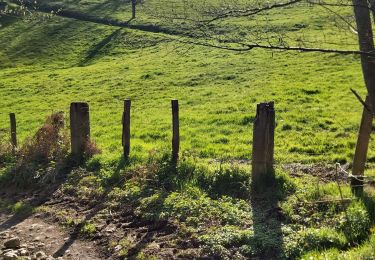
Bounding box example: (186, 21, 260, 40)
(3, 152, 375, 258)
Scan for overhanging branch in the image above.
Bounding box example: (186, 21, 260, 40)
(175, 39, 375, 57)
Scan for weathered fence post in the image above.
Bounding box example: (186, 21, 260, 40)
(9, 113, 17, 153)
(252, 102, 275, 191)
(352, 95, 373, 195)
(131, 0, 136, 19)
(122, 99, 131, 159)
(171, 100, 180, 162)
(70, 102, 90, 159)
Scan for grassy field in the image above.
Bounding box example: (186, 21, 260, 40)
(1, 0, 375, 259)
(0, 0, 371, 164)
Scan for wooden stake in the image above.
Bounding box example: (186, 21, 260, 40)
(70, 102, 90, 158)
(122, 99, 131, 159)
(171, 100, 179, 162)
(131, 0, 136, 19)
(9, 113, 17, 153)
(352, 95, 373, 195)
(252, 102, 275, 191)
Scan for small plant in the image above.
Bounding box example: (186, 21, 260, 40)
(114, 237, 135, 257)
(80, 222, 97, 235)
(10, 201, 34, 217)
(64, 217, 76, 227)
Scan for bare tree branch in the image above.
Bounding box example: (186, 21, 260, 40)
(350, 88, 371, 111)
(203, 0, 304, 23)
(174, 38, 375, 57)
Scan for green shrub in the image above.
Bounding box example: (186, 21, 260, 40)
(147, 152, 197, 191)
(80, 222, 97, 235)
(339, 201, 370, 244)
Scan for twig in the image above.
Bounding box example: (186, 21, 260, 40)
(350, 88, 371, 112)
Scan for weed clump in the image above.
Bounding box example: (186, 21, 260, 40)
(4, 112, 70, 187)
(21, 112, 68, 163)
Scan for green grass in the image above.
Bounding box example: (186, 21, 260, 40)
(0, 3, 371, 164)
(1, 0, 375, 258)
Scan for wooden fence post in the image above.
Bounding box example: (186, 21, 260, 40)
(122, 99, 131, 159)
(131, 0, 136, 19)
(352, 95, 373, 195)
(9, 113, 17, 153)
(252, 102, 275, 191)
(70, 102, 90, 158)
(171, 100, 179, 162)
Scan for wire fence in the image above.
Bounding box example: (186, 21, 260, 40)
(0, 95, 371, 162)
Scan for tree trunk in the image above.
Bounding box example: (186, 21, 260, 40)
(351, 0, 375, 194)
(352, 0, 375, 108)
(370, 0, 375, 24)
(352, 96, 373, 195)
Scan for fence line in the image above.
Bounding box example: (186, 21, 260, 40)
(6, 100, 374, 193)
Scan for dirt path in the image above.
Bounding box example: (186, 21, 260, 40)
(0, 212, 102, 259)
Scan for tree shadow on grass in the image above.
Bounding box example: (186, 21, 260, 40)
(78, 28, 122, 66)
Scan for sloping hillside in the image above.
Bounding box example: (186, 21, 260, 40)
(1, 1, 375, 259)
(0, 0, 370, 163)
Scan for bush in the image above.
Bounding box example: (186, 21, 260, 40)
(339, 201, 371, 244)
(20, 112, 68, 163)
(6, 112, 70, 187)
